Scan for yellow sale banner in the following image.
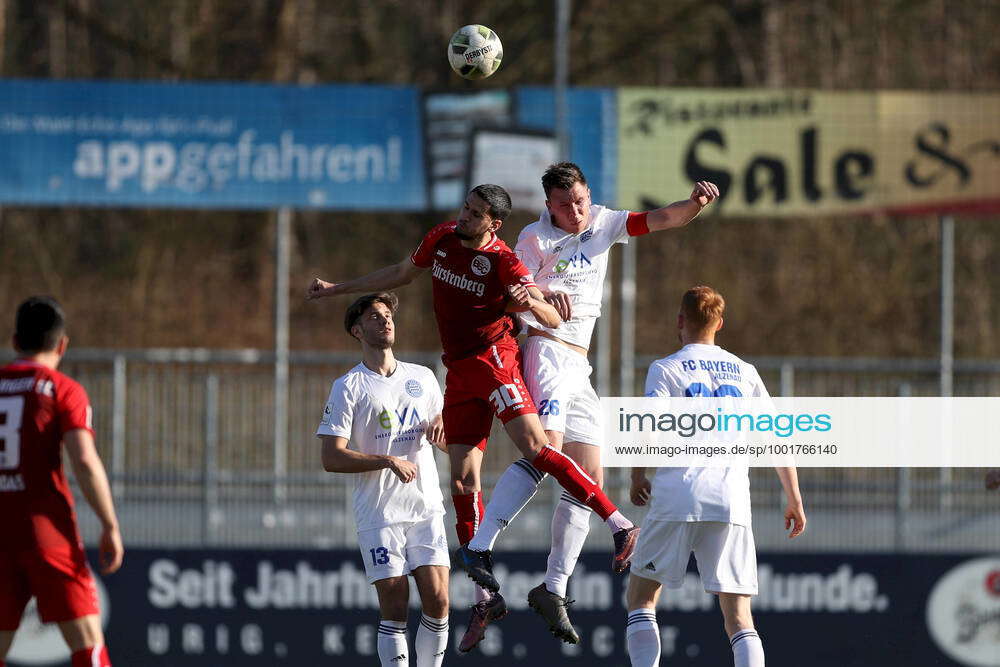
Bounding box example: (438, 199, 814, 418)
(617, 89, 1000, 217)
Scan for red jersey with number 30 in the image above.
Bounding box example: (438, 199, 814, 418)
(411, 222, 536, 363)
(0, 361, 93, 551)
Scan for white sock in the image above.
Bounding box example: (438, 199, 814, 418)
(731, 628, 765, 667)
(416, 614, 448, 667)
(605, 509, 634, 533)
(544, 492, 592, 597)
(377, 619, 408, 666)
(625, 609, 660, 667)
(468, 458, 546, 551)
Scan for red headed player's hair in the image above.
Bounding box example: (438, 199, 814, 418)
(680, 285, 725, 331)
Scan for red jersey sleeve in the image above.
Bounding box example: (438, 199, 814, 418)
(498, 250, 536, 289)
(410, 221, 457, 268)
(57, 378, 94, 436)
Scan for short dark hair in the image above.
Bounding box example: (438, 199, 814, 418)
(15, 296, 66, 353)
(542, 162, 587, 197)
(344, 292, 399, 337)
(470, 184, 512, 222)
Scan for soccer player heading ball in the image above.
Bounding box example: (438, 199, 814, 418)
(0, 297, 123, 667)
(468, 163, 722, 644)
(307, 184, 639, 652)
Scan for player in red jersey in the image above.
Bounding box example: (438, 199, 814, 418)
(0, 297, 123, 667)
(308, 184, 639, 651)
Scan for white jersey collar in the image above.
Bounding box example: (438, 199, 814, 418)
(539, 205, 605, 239)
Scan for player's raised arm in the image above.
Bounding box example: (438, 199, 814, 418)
(64, 429, 124, 574)
(321, 435, 418, 482)
(506, 284, 562, 328)
(639, 180, 720, 233)
(306, 258, 425, 300)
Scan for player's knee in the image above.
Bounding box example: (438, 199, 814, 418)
(625, 576, 657, 610)
(375, 578, 410, 620)
(422, 592, 449, 618)
(57, 616, 104, 652)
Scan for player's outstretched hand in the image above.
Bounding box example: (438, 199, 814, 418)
(306, 278, 336, 300)
(544, 291, 573, 321)
(99, 525, 124, 574)
(630, 476, 651, 506)
(784, 501, 807, 539)
(690, 181, 720, 208)
(388, 456, 418, 483)
(986, 469, 1000, 490)
(507, 284, 532, 309)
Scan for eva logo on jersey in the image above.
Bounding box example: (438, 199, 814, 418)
(376, 406, 424, 433)
(554, 251, 591, 274)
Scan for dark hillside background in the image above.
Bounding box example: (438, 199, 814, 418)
(1, 0, 997, 358)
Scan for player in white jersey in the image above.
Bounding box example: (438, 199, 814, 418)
(463, 162, 720, 642)
(624, 286, 807, 667)
(316, 292, 450, 667)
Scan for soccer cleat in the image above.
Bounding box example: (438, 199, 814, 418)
(527, 584, 580, 644)
(612, 526, 640, 573)
(454, 544, 500, 593)
(458, 593, 508, 653)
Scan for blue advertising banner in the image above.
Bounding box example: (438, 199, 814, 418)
(515, 87, 616, 206)
(8, 550, 997, 666)
(0, 80, 426, 209)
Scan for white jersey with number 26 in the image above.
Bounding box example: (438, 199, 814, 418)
(644, 343, 769, 527)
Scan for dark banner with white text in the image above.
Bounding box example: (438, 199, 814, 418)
(7, 550, 998, 666)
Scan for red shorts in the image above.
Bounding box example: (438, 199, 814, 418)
(443, 340, 537, 450)
(0, 541, 100, 629)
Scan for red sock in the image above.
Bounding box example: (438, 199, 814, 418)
(71, 645, 111, 667)
(532, 445, 617, 520)
(452, 491, 484, 545)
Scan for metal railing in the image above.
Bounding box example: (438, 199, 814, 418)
(7, 348, 997, 553)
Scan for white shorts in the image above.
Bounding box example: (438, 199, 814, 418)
(520, 335, 601, 446)
(630, 519, 758, 594)
(357, 514, 450, 584)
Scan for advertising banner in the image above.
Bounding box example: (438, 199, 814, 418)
(0, 80, 426, 209)
(618, 88, 1000, 217)
(515, 87, 617, 205)
(8, 550, 998, 666)
(601, 397, 1000, 468)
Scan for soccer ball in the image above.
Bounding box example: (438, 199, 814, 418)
(447, 25, 503, 80)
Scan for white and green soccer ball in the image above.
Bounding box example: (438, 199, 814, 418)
(448, 25, 503, 80)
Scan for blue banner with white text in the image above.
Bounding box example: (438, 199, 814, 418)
(0, 79, 426, 209)
(7, 549, 997, 666)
